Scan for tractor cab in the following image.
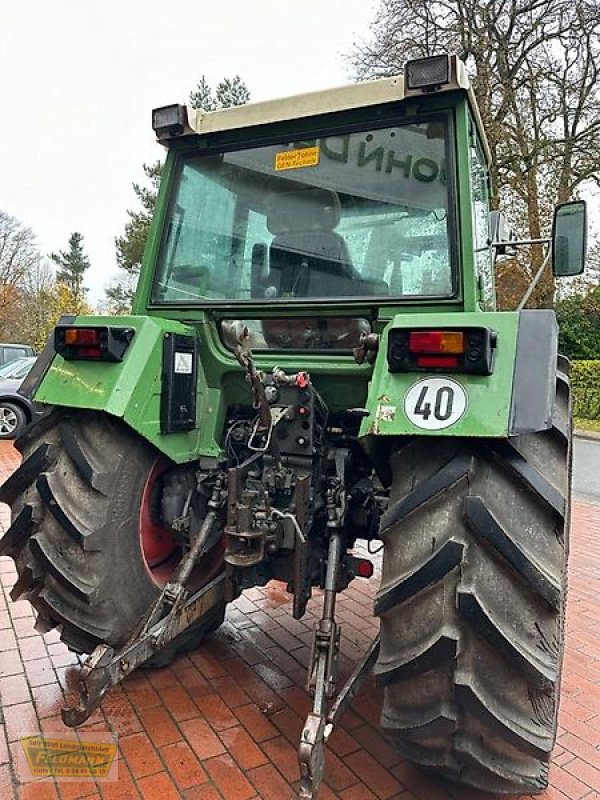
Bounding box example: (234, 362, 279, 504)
(140, 54, 487, 321)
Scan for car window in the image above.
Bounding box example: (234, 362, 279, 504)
(1, 347, 28, 365)
(0, 357, 35, 380)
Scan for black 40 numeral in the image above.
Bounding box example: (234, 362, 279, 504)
(414, 385, 454, 422)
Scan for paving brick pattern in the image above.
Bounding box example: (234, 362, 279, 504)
(0, 439, 599, 799)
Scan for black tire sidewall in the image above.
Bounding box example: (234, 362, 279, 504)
(96, 432, 168, 643)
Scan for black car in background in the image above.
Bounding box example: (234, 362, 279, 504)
(0, 357, 38, 439)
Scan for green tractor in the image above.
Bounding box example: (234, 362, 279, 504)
(0, 54, 587, 798)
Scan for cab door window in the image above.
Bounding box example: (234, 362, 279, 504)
(470, 137, 494, 309)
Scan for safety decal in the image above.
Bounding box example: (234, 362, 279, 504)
(274, 145, 320, 171)
(174, 352, 193, 374)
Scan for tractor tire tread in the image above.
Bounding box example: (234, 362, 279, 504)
(0, 443, 57, 506)
(376, 366, 569, 793)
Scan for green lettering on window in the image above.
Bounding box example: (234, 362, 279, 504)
(358, 141, 384, 170)
(386, 151, 412, 176)
(293, 139, 317, 149)
(320, 135, 350, 163)
(413, 158, 439, 182)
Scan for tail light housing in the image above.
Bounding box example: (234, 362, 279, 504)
(54, 326, 135, 362)
(388, 327, 496, 375)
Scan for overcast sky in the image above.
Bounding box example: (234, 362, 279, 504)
(0, 0, 375, 303)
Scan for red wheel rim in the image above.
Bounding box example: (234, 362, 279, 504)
(139, 460, 179, 586)
(139, 461, 225, 589)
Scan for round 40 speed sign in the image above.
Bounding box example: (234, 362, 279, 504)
(404, 376, 468, 431)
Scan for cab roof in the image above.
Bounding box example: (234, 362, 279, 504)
(154, 55, 491, 162)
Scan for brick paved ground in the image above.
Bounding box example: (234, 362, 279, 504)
(0, 439, 599, 800)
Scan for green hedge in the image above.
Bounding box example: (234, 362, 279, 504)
(571, 360, 600, 420)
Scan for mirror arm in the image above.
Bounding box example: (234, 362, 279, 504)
(490, 237, 550, 249)
(517, 248, 552, 310)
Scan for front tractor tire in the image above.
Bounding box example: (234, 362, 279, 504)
(0, 410, 225, 658)
(375, 367, 571, 794)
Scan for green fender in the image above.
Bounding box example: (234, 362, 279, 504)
(33, 315, 222, 463)
(359, 310, 558, 440)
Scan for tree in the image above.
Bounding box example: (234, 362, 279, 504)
(10, 258, 55, 349)
(0, 211, 39, 336)
(9, 260, 93, 350)
(115, 161, 162, 277)
(556, 283, 600, 359)
(189, 74, 251, 111)
(50, 232, 90, 306)
(110, 75, 251, 312)
(350, 0, 600, 308)
(189, 75, 217, 112)
(104, 271, 138, 315)
(110, 160, 162, 313)
(0, 211, 96, 347)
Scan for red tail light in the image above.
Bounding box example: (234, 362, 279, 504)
(388, 327, 496, 375)
(76, 346, 103, 358)
(64, 328, 100, 346)
(356, 559, 374, 578)
(54, 325, 135, 362)
(409, 331, 465, 354)
(346, 555, 375, 580)
(416, 355, 460, 368)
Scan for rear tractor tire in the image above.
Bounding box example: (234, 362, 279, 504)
(0, 410, 226, 660)
(375, 366, 571, 793)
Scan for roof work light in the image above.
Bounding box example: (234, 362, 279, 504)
(405, 54, 451, 91)
(152, 104, 189, 139)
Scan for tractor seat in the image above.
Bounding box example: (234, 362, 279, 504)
(265, 187, 357, 297)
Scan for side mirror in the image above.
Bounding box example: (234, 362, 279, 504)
(489, 211, 516, 261)
(552, 201, 587, 277)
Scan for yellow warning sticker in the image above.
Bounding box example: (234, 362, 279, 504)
(274, 146, 320, 171)
(20, 735, 117, 779)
